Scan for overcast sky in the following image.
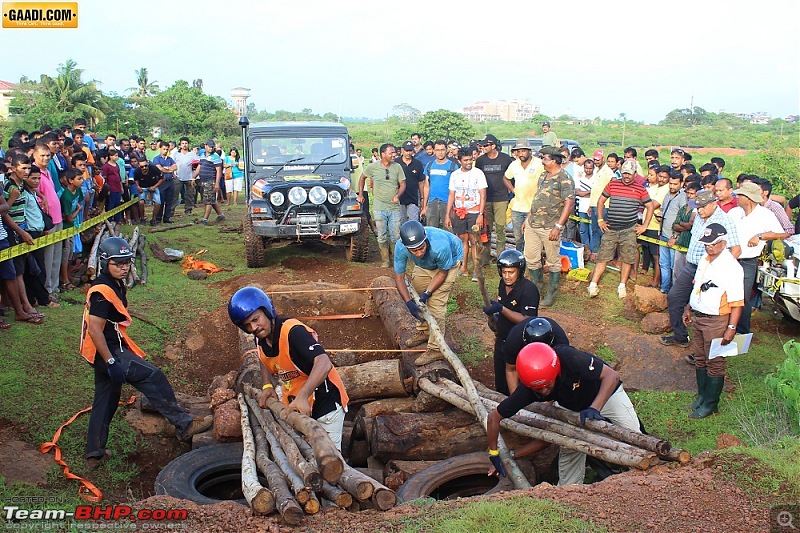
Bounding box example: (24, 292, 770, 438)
(1, 0, 798, 123)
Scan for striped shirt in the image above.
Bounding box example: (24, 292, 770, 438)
(601, 180, 651, 230)
(687, 206, 740, 266)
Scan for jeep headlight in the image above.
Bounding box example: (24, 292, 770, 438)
(288, 186, 307, 205)
(327, 189, 342, 204)
(269, 191, 285, 206)
(308, 186, 327, 205)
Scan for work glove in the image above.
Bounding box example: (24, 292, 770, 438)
(406, 300, 424, 321)
(418, 290, 432, 305)
(107, 361, 126, 387)
(488, 452, 507, 478)
(482, 301, 503, 315)
(579, 407, 607, 426)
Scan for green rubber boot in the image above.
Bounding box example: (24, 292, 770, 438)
(529, 268, 544, 291)
(688, 368, 708, 411)
(541, 272, 561, 307)
(690, 375, 724, 419)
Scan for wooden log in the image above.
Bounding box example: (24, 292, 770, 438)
(104, 220, 117, 237)
(360, 398, 415, 419)
(337, 360, 407, 400)
(253, 426, 305, 525)
(340, 465, 396, 510)
(405, 281, 531, 489)
(263, 408, 323, 491)
(337, 466, 373, 501)
(236, 394, 275, 515)
(471, 380, 677, 460)
(419, 378, 652, 471)
(137, 234, 148, 285)
(384, 460, 439, 490)
(128, 226, 140, 253)
(663, 447, 692, 464)
(439, 380, 657, 466)
(303, 492, 320, 515)
(319, 481, 353, 508)
(369, 410, 487, 461)
(351, 414, 374, 441)
(412, 390, 450, 413)
(149, 221, 194, 233)
(245, 396, 314, 503)
(244, 384, 344, 484)
(236, 331, 263, 394)
(148, 239, 182, 262)
(328, 350, 401, 367)
(370, 276, 418, 351)
(86, 225, 106, 280)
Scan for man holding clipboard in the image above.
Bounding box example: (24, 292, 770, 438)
(682, 223, 744, 419)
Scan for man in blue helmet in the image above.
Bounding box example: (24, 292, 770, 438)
(394, 220, 464, 366)
(482, 249, 540, 395)
(228, 286, 349, 450)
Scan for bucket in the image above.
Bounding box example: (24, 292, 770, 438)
(560, 241, 584, 269)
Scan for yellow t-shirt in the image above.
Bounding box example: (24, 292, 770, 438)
(505, 158, 544, 213)
(647, 184, 669, 231)
(589, 164, 614, 208)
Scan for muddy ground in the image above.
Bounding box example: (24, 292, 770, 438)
(4, 239, 798, 531)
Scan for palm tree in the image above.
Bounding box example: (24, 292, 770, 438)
(39, 59, 107, 126)
(128, 67, 159, 98)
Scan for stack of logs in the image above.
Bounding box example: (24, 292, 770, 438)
(235, 387, 397, 526)
(82, 221, 148, 288)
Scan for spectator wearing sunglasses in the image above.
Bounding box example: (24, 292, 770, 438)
(359, 143, 406, 268)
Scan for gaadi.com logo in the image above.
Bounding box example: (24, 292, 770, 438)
(2, 2, 78, 28)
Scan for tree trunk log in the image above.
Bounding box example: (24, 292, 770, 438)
(412, 390, 451, 412)
(244, 384, 344, 484)
(257, 443, 305, 525)
(245, 397, 312, 503)
(340, 465, 396, 510)
(137, 234, 148, 285)
(262, 408, 323, 491)
(86, 226, 106, 280)
(148, 239, 182, 262)
(236, 331, 263, 394)
(369, 409, 486, 461)
(359, 398, 415, 419)
(337, 360, 407, 400)
(149, 222, 194, 233)
(236, 394, 275, 515)
(319, 481, 353, 508)
(303, 492, 320, 515)
(405, 281, 531, 489)
(337, 466, 373, 501)
(420, 378, 653, 471)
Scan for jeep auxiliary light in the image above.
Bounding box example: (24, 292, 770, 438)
(268, 191, 284, 206)
(308, 186, 327, 205)
(327, 190, 342, 204)
(288, 186, 308, 205)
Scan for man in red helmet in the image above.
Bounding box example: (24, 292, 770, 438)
(486, 342, 641, 485)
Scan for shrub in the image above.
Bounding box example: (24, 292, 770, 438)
(765, 340, 800, 430)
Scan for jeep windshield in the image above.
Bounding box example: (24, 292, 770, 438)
(250, 135, 348, 168)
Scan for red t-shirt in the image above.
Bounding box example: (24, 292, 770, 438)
(101, 162, 123, 193)
(718, 196, 738, 213)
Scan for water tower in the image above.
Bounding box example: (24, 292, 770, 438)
(230, 87, 252, 118)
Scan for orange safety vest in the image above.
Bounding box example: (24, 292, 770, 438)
(79, 284, 146, 364)
(257, 318, 349, 411)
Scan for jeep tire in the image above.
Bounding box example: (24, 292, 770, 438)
(244, 212, 266, 267)
(345, 216, 370, 263)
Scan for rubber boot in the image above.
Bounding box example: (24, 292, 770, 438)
(415, 348, 444, 366)
(379, 243, 390, 268)
(529, 268, 544, 291)
(687, 368, 708, 411)
(541, 272, 560, 307)
(689, 375, 724, 419)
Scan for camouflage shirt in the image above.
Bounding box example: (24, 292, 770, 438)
(528, 169, 575, 228)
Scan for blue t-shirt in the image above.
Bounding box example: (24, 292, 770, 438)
(197, 152, 222, 182)
(393, 227, 464, 274)
(415, 151, 435, 168)
(426, 160, 457, 203)
(152, 155, 176, 180)
(225, 156, 244, 179)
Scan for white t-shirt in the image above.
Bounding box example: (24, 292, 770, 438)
(449, 167, 487, 212)
(575, 173, 595, 214)
(174, 150, 200, 182)
(727, 205, 785, 259)
(689, 249, 744, 315)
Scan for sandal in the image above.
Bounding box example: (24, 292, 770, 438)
(59, 282, 75, 291)
(0, 320, 10, 329)
(16, 315, 44, 325)
(27, 311, 45, 319)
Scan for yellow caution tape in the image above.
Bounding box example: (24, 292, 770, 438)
(566, 267, 592, 282)
(0, 199, 137, 262)
(565, 214, 688, 253)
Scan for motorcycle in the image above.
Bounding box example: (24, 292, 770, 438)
(757, 234, 800, 322)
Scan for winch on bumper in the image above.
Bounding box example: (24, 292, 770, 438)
(252, 213, 362, 238)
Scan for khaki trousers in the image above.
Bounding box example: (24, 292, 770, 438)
(523, 225, 561, 271)
(411, 264, 459, 351)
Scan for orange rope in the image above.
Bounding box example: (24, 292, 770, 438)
(39, 395, 136, 503)
(326, 349, 425, 353)
(296, 314, 368, 321)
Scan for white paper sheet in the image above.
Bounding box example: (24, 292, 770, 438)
(708, 333, 754, 359)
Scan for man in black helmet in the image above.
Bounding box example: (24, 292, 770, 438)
(482, 249, 540, 395)
(79, 238, 212, 469)
(394, 220, 464, 365)
(503, 316, 570, 393)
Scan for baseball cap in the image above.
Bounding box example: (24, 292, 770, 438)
(698, 223, 728, 244)
(542, 121, 551, 127)
(620, 161, 636, 175)
(449, 141, 461, 149)
(539, 146, 561, 157)
(205, 139, 216, 147)
(592, 149, 604, 160)
(401, 140, 414, 151)
(694, 189, 717, 207)
(481, 134, 500, 145)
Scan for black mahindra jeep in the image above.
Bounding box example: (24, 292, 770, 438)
(238, 118, 369, 267)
